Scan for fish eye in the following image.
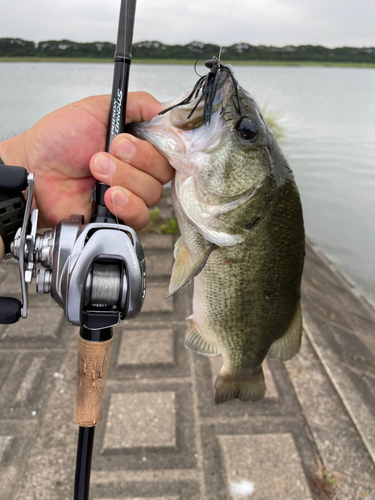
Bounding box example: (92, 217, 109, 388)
(236, 117, 259, 141)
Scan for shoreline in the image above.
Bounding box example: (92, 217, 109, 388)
(305, 235, 375, 315)
(0, 57, 375, 68)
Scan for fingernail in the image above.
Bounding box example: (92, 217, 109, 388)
(94, 154, 115, 175)
(114, 137, 136, 160)
(112, 189, 128, 208)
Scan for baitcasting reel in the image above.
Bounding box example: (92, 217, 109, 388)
(0, 168, 146, 328)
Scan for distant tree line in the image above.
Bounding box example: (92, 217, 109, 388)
(1, 38, 375, 63)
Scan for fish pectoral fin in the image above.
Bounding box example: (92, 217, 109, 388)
(168, 237, 193, 297)
(173, 236, 186, 259)
(268, 302, 302, 361)
(214, 366, 266, 403)
(167, 241, 217, 297)
(184, 323, 220, 356)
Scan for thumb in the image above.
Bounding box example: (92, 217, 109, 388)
(125, 92, 164, 125)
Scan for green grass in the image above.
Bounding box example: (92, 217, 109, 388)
(141, 207, 179, 235)
(323, 470, 336, 486)
(1, 57, 375, 68)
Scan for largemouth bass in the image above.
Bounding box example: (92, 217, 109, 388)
(134, 59, 305, 403)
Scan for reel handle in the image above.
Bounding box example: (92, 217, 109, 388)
(0, 164, 28, 194)
(0, 165, 32, 324)
(0, 297, 21, 324)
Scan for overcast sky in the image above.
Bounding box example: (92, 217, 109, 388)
(1, 0, 374, 48)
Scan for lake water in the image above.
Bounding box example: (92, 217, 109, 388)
(0, 62, 374, 303)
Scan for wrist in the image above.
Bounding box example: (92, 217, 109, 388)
(0, 134, 28, 170)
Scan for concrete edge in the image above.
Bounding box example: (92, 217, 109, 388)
(303, 314, 375, 466)
(305, 235, 375, 317)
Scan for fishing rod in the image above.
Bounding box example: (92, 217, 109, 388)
(92, 0, 136, 224)
(74, 1, 138, 498)
(0, 1, 143, 498)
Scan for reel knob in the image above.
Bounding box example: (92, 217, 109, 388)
(36, 268, 52, 294)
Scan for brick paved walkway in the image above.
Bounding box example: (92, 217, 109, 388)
(0, 195, 374, 500)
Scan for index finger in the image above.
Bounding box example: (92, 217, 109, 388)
(126, 91, 164, 125)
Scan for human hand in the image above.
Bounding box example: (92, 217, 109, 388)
(0, 93, 173, 230)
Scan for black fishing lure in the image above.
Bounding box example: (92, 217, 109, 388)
(159, 57, 242, 125)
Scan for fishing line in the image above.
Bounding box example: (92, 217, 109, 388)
(109, 158, 120, 226)
(218, 0, 236, 61)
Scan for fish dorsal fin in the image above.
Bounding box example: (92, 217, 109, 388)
(167, 238, 217, 297)
(268, 302, 302, 361)
(185, 322, 220, 356)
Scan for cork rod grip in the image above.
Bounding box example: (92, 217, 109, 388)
(74, 336, 113, 427)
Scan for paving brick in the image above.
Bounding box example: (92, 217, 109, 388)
(91, 472, 201, 500)
(103, 392, 176, 450)
(0, 305, 63, 339)
(15, 357, 46, 402)
(117, 328, 174, 366)
(143, 284, 174, 313)
(0, 421, 38, 500)
(0, 436, 13, 462)
(209, 356, 278, 399)
(12, 336, 80, 500)
(140, 233, 174, 250)
(92, 470, 198, 484)
(218, 434, 312, 500)
(0, 259, 21, 297)
(1, 218, 375, 500)
(0, 351, 66, 421)
(110, 322, 190, 381)
(0, 352, 16, 392)
(145, 253, 174, 278)
(96, 497, 178, 500)
(93, 382, 196, 472)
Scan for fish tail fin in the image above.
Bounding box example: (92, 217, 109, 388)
(214, 366, 266, 404)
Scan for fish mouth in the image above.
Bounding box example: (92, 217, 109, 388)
(161, 61, 237, 129)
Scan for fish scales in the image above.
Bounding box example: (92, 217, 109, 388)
(174, 170, 304, 365)
(133, 59, 305, 403)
